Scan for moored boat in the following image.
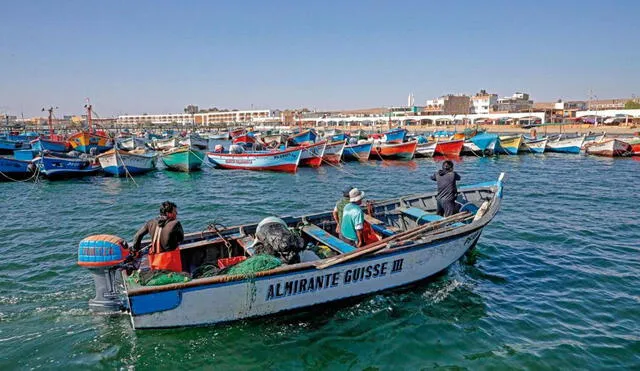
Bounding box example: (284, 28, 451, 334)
(96, 149, 158, 177)
(206, 147, 303, 173)
(342, 141, 372, 162)
(296, 141, 327, 168)
(289, 129, 318, 145)
(68, 131, 113, 153)
(545, 135, 585, 154)
(34, 152, 101, 179)
(31, 137, 69, 153)
(584, 139, 632, 157)
(434, 139, 464, 156)
(179, 134, 208, 150)
(322, 141, 345, 164)
(464, 133, 498, 156)
(519, 138, 548, 154)
(161, 146, 205, 172)
(371, 141, 417, 160)
(0, 157, 35, 181)
(151, 137, 180, 151)
(415, 142, 436, 158)
(624, 138, 640, 155)
(495, 135, 523, 155)
(77, 174, 505, 329)
(0, 138, 26, 154)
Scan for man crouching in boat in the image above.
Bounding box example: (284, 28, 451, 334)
(341, 188, 365, 248)
(132, 201, 184, 272)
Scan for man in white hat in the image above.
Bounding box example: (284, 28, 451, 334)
(341, 188, 365, 247)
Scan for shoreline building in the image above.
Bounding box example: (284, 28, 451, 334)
(496, 92, 533, 112)
(470, 90, 498, 114)
(117, 109, 278, 127)
(423, 94, 471, 115)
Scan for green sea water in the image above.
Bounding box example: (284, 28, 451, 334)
(1, 154, 638, 370)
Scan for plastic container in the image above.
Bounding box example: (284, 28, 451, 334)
(218, 256, 247, 269)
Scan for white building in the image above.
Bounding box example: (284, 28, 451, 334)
(496, 92, 533, 112)
(470, 91, 498, 114)
(117, 109, 278, 127)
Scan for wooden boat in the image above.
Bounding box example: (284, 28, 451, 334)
(150, 137, 180, 151)
(96, 149, 158, 177)
(206, 147, 303, 173)
(584, 139, 632, 157)
(434, 139, 464, 156)
(322, 141, 345, 164)
(582, 133, 606, 149)
(371, 141, 417, 160)
(0, 138, 26, 154)
(342, 141, 372, 162)
(31, 137, 69, 153)
(495, 135, 523, 155)
(116, 137, 149, 151)
(68, 131, 113, 153)
(545, 135, 585, 154)
(0, 157, 35, 181)
(34, 152, 101, 179)
(295, 141, 326, 168)
(289, 129, 318, 145)
(208, 133, 229, 140)
(519, 138, 548, 154)
(378, 128, 407, 144)
(161, 146, 204, 172)
(415, 142, 436, 158)
(260, 133, 288, 148)
(232, 133, 256, 145)
(625, 138, 640, 155)
(77, 174, 505, 329)
(464, 133, 498, 156)
(179, 134, 208, 150)
(229, 128, 246, 139)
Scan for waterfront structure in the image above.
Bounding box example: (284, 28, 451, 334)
(117, 109, 278, 127)
(424, 95, 471, 115)
(470, 90, 498, 114)
(496, 92, 533, 112)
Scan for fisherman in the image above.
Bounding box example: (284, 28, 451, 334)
(132, 201, 184, 272)
(430, 160, 461, 217)
(341, 188, 365, 248)
(332, 185, 353, 236)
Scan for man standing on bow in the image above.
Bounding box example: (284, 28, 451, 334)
(430, 160, 461, 217)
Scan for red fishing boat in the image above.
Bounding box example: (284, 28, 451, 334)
(625, 138, 640, 155)
(322, 141, 345, 164)
(293, 141, 326, 168)
(434, 139, 464, 156)
(371, 141, 417, 160)
(232, 133, 256, 144)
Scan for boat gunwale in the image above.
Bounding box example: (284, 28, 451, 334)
(206, 146, 303, 158)
(125, 182, 502, 297)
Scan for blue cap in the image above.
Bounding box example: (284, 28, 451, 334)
(342, 185, 353, 197)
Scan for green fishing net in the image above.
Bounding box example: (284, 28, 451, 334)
(227, 254, 282, 275)
(127, 270, 191, 286)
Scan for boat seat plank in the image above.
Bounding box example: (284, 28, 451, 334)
(400, 207, 465, 227)
(364, 214, 398, 236)
(301, 224, 356, 254)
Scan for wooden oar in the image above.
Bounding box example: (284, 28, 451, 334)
(315, 211, 471, 270)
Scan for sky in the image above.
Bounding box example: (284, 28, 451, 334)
(1, 0, 639, 117)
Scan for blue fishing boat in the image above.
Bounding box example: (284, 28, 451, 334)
(380, 128, 407, 144)
(31, 137, 69, 152)
(343, 141, 372, 161)
(545, 135, 585, 154)
(0, 138, 26, 154)
(96, 149, 158, 177)
(0, 157, 35, 181)
(289, 129, 318, 145)
(13, 149, 39, 161)
(34, 152, 101, 179)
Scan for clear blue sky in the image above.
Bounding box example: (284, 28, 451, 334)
(1, 0, 638, 117)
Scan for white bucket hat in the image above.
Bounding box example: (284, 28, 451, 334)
(349, 188, 365, 203)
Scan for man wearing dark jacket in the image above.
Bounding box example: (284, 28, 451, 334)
(132, 201, 184, 271)
(430, 160, 461, 217)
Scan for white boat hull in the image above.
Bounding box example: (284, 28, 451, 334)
(128, 228, 483, 329)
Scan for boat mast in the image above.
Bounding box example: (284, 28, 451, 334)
(41, 106, 57, 137)
(84, 100, 93, 133)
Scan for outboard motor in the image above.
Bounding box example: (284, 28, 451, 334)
(77, 234, 129, 311)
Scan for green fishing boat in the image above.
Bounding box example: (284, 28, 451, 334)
(161, 146, 204, 172)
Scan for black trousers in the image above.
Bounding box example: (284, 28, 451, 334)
(436, 198, 458, 217)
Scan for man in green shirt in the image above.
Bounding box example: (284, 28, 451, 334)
(341, 188, 365, 247)
(332, 185, 353, 236)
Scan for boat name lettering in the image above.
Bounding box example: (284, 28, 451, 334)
(225, 159, 254, 164)
(265, 259, 404, 301)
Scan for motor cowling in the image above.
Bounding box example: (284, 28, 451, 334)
(78, 234, 129, 311)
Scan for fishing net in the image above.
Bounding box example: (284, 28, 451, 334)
(227, 254, 282, 275)
(127, 269, 191, 286)
(192, 264, 221, 279)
